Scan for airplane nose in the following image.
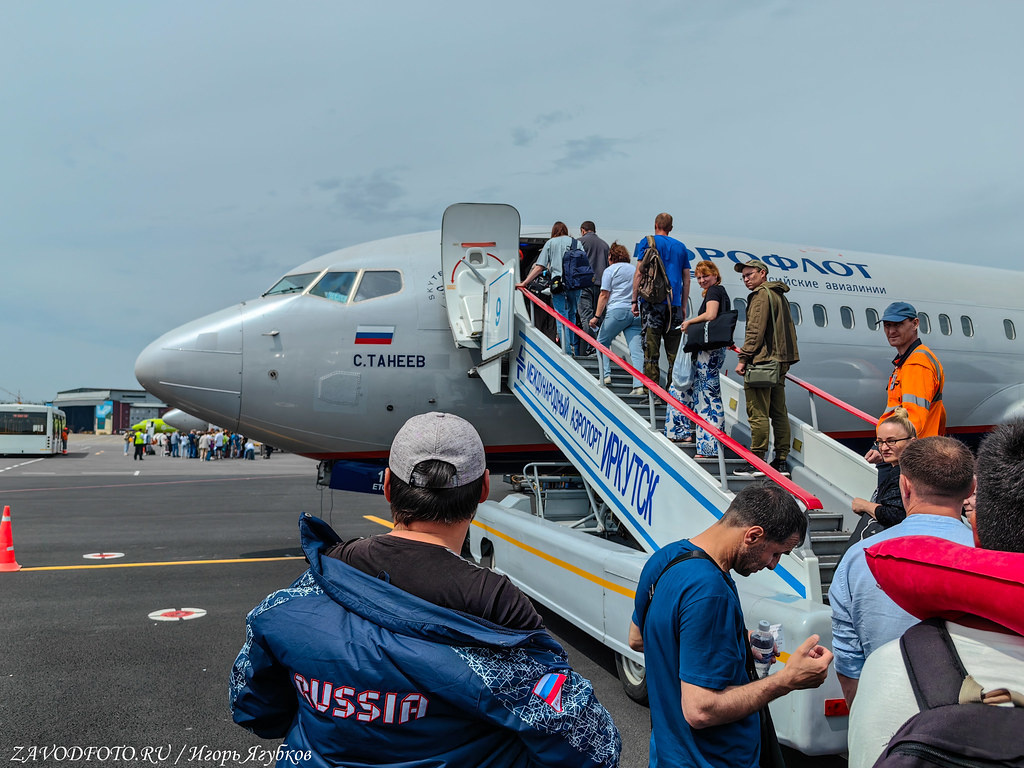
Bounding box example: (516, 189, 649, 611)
(135, 305, 244, 430)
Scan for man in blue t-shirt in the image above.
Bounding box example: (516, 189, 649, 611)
(629, 484, 833, 767)
(631, 212, 691, 389)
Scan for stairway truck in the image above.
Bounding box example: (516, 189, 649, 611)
(466, 325, 850, 756)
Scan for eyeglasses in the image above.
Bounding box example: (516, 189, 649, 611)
(873, 437, 913, 449)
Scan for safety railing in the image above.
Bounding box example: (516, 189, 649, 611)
(727, 345, 877, 430)
(518, 287, 824, 512)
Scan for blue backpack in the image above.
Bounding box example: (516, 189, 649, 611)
(561, 238, 595, 291)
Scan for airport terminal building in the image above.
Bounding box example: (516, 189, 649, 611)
(51, 388, 167, 434)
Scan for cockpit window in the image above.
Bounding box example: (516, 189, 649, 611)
(264, 272, 320, 296)
(354, 270, 403, 302)
(309, 271, 358, 304)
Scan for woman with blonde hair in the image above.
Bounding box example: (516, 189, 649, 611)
(851, 406, 917, 539)
(665, 260, 729, 458)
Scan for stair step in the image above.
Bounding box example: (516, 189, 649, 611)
(807, 511, 846, 532)
(808, 531, 853, 556)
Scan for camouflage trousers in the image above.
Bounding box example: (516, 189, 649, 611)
(640, 302, 683, 389)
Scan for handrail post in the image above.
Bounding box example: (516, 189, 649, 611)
(808, 390, 819, 431)
(598, 352, 608, 387)
(717, 447, 729, 492)
(647, 389, 657, 429)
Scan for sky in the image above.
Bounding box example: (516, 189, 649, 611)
(3, 0, 1023, 404)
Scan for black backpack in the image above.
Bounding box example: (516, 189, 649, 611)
(561, 238, 595, 291)
(636, 235, 671, 304)
(873, 618, 1024, 767)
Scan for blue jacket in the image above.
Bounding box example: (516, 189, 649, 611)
(230, 514, 621, 768)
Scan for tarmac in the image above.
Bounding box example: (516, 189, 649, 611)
(0, 434, 840, 768)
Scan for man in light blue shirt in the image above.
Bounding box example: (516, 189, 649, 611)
(829, 436, 976, 704)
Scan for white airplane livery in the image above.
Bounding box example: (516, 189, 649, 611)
(135, 208, 1024, 458)
(135, 203, 1024, 755)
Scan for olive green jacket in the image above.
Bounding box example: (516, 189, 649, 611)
(737, 282, 799, 366)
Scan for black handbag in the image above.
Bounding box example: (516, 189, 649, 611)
(683, 309, 738, 353)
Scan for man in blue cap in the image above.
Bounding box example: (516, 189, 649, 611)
(865, 301, 946, 465)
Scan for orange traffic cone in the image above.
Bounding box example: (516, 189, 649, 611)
(0, 505, 21, 572)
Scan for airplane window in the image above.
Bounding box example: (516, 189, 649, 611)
(866, 308, 880, 330)
(354, 270, 403, 302)
(813, 304, 827, 327)
(790, 303, 802, 326)
(939, 314, 952, 335)
(841, 306, 855, 329)
(735, 298, 747, 322)
(1005, 319, 1016, 340)
(918, 312, 931, 334)
(961, 316, 974, 337)
(264, 272, 320, 296)
(309, 271, 357, 304)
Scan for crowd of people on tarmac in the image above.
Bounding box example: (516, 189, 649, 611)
(228, 212, 1023, 767)
(123, 427, 270, 461)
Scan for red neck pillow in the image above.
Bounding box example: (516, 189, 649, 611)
(865, 535, 1024, 637)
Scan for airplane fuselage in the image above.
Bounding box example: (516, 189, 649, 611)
(135, 224, 1024, 459)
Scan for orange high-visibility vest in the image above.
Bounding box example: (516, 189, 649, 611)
(880, 340, 945, 437)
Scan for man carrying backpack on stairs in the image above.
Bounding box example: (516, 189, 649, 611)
(631, 212, 691, 391)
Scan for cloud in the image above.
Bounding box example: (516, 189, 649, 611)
(554, 135, 627, 170)
(319, 169, 408, 222)
(512, 111, 574, 147)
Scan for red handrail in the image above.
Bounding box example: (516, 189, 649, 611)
(728, 345, 877, 426)
(517, 287, 824, 511)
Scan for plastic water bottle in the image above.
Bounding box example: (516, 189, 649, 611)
(751, 620, 775, 678)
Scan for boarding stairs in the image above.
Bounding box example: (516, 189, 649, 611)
(440, 203, 877, 603)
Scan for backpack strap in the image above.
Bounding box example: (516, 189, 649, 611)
(900, 618, 969, 711)
(637, 548, 727, 634)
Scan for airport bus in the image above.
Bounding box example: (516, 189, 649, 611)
(0, 404, 67, 456)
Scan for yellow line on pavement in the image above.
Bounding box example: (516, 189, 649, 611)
(364, 515, 395, 529)
(19, 556, 304, 572)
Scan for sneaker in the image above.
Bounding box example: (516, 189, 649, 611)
(629, 387, 646, 397)
(733, 462, 765, 477)
(770, 457, 791, 477)
(603, 376, 613, 385)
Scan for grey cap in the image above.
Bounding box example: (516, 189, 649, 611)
(734, 259, 769, 274)
(389, 412, 486, 488)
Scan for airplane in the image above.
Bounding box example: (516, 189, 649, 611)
(160, 408, 212, 433)
(135, 207, 1024, 471)
(129, 418, 178, 434)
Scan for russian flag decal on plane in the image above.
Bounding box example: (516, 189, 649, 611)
(532, 672, 567, 712)
(354, 325, 395, 345)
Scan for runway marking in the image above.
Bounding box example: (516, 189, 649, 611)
(0, 474, 304, 494)
(149, 607, 206, 621)
(364, 515, 395, 529)
(0, 458, 45, 473)
(21, 472, 55, 475)
(134, 471, 140, 476)
(19, 555, 304, 572)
